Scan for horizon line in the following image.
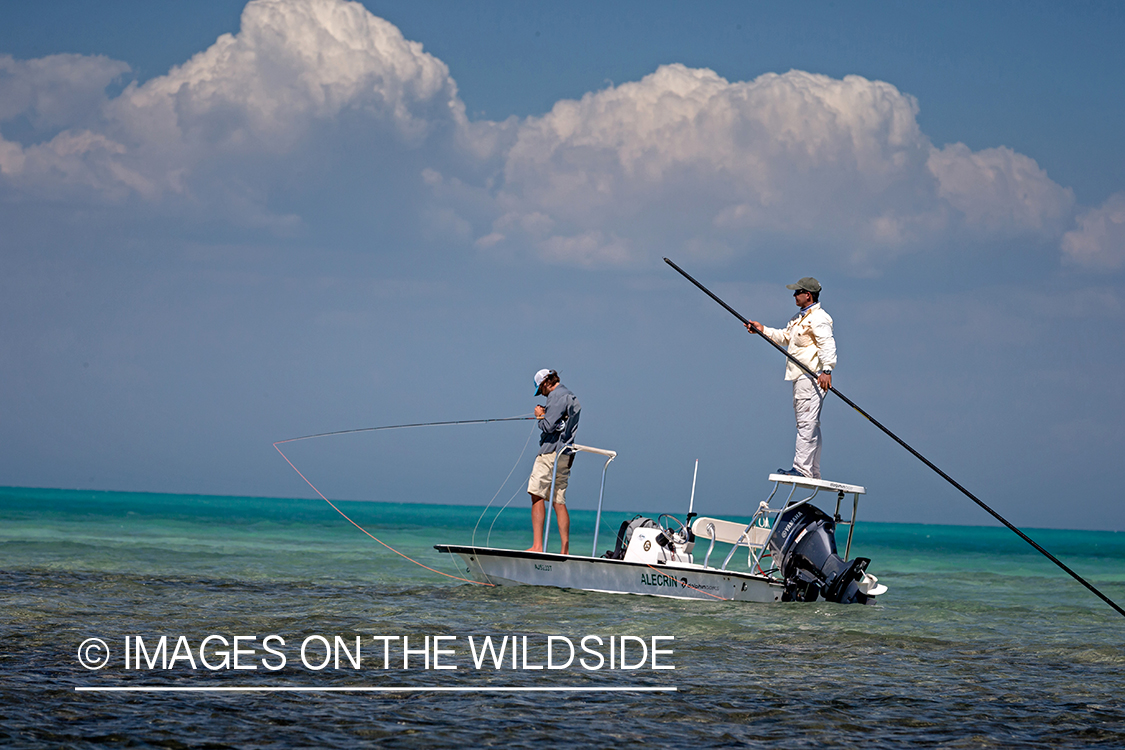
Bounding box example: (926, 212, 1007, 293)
(2, 484, 1116, 533)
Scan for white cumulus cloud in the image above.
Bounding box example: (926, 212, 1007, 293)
(0, 53, 135, 195)
(1, 0, 465, 211)
(460, 64, 1077, 267)
(1061, 192, 1125, 269)
(0, 53, 130, 128)
(109, 0, 462, 153)
(0, 0, 1108, 271)
(927, 143, 1074, 235)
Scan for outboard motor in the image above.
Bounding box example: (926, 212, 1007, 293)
(767, 503, 872, 604)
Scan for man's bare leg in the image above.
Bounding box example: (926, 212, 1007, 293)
(553, 501, 570, 555)
(526, 494, 546, 552)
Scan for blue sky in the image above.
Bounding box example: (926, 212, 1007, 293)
(2, 0, 1124, 531)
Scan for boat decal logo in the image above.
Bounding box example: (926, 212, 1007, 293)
(534, 564, 552, 572)
(643, 540, 652, 552)
(640, 572, 678, 588)
(639, 572, 721, 593)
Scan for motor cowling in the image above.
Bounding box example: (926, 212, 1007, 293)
(766, 503, 871, 604)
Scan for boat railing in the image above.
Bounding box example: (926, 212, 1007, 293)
(692, 515, 774, 570)
(693, 474, 867, 576)
(541, 443, 618, 556)
(758, 474, 867, 566)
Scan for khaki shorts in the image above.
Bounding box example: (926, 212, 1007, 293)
(527, 452, 573, 505)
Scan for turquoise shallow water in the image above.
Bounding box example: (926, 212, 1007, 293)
(3, 486, 1124, 748)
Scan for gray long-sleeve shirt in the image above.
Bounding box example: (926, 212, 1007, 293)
(537, 384, 580, 455)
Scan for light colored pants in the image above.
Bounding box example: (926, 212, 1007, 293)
(792, 376, 825, 479)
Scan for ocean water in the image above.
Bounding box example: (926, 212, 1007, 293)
(2, 485, 1124, 748)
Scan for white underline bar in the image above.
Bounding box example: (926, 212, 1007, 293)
(75, 686, 677, 693)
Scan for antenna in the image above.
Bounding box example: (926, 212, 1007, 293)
(687, 459, 699, 523)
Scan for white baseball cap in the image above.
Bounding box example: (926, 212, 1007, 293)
(533, 368, 554, 395)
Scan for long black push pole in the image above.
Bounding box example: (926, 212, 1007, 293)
(664, 256, 1125, 618)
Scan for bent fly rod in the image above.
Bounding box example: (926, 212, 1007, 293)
(664, 256, 1125, 619)
(274, 416, 536, 446)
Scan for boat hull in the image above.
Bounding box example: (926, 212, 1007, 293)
(434, 545, 784, 603)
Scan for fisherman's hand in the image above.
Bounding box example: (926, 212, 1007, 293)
(534, 405, 546, 418)
(746, 320, 763, 334)
(818, 372, 832, 390)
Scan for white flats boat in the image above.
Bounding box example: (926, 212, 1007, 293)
(436, 445, 888, 604)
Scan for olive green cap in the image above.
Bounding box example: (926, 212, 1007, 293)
(786, 277, 822, 293)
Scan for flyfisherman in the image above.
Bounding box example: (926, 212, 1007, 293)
(526, 368, 581, 554)
(746, 277, 836, 479)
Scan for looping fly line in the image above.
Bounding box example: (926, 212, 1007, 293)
(274, 415, 535, 587)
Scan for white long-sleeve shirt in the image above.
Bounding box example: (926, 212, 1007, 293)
(761, 303, 836, 381)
